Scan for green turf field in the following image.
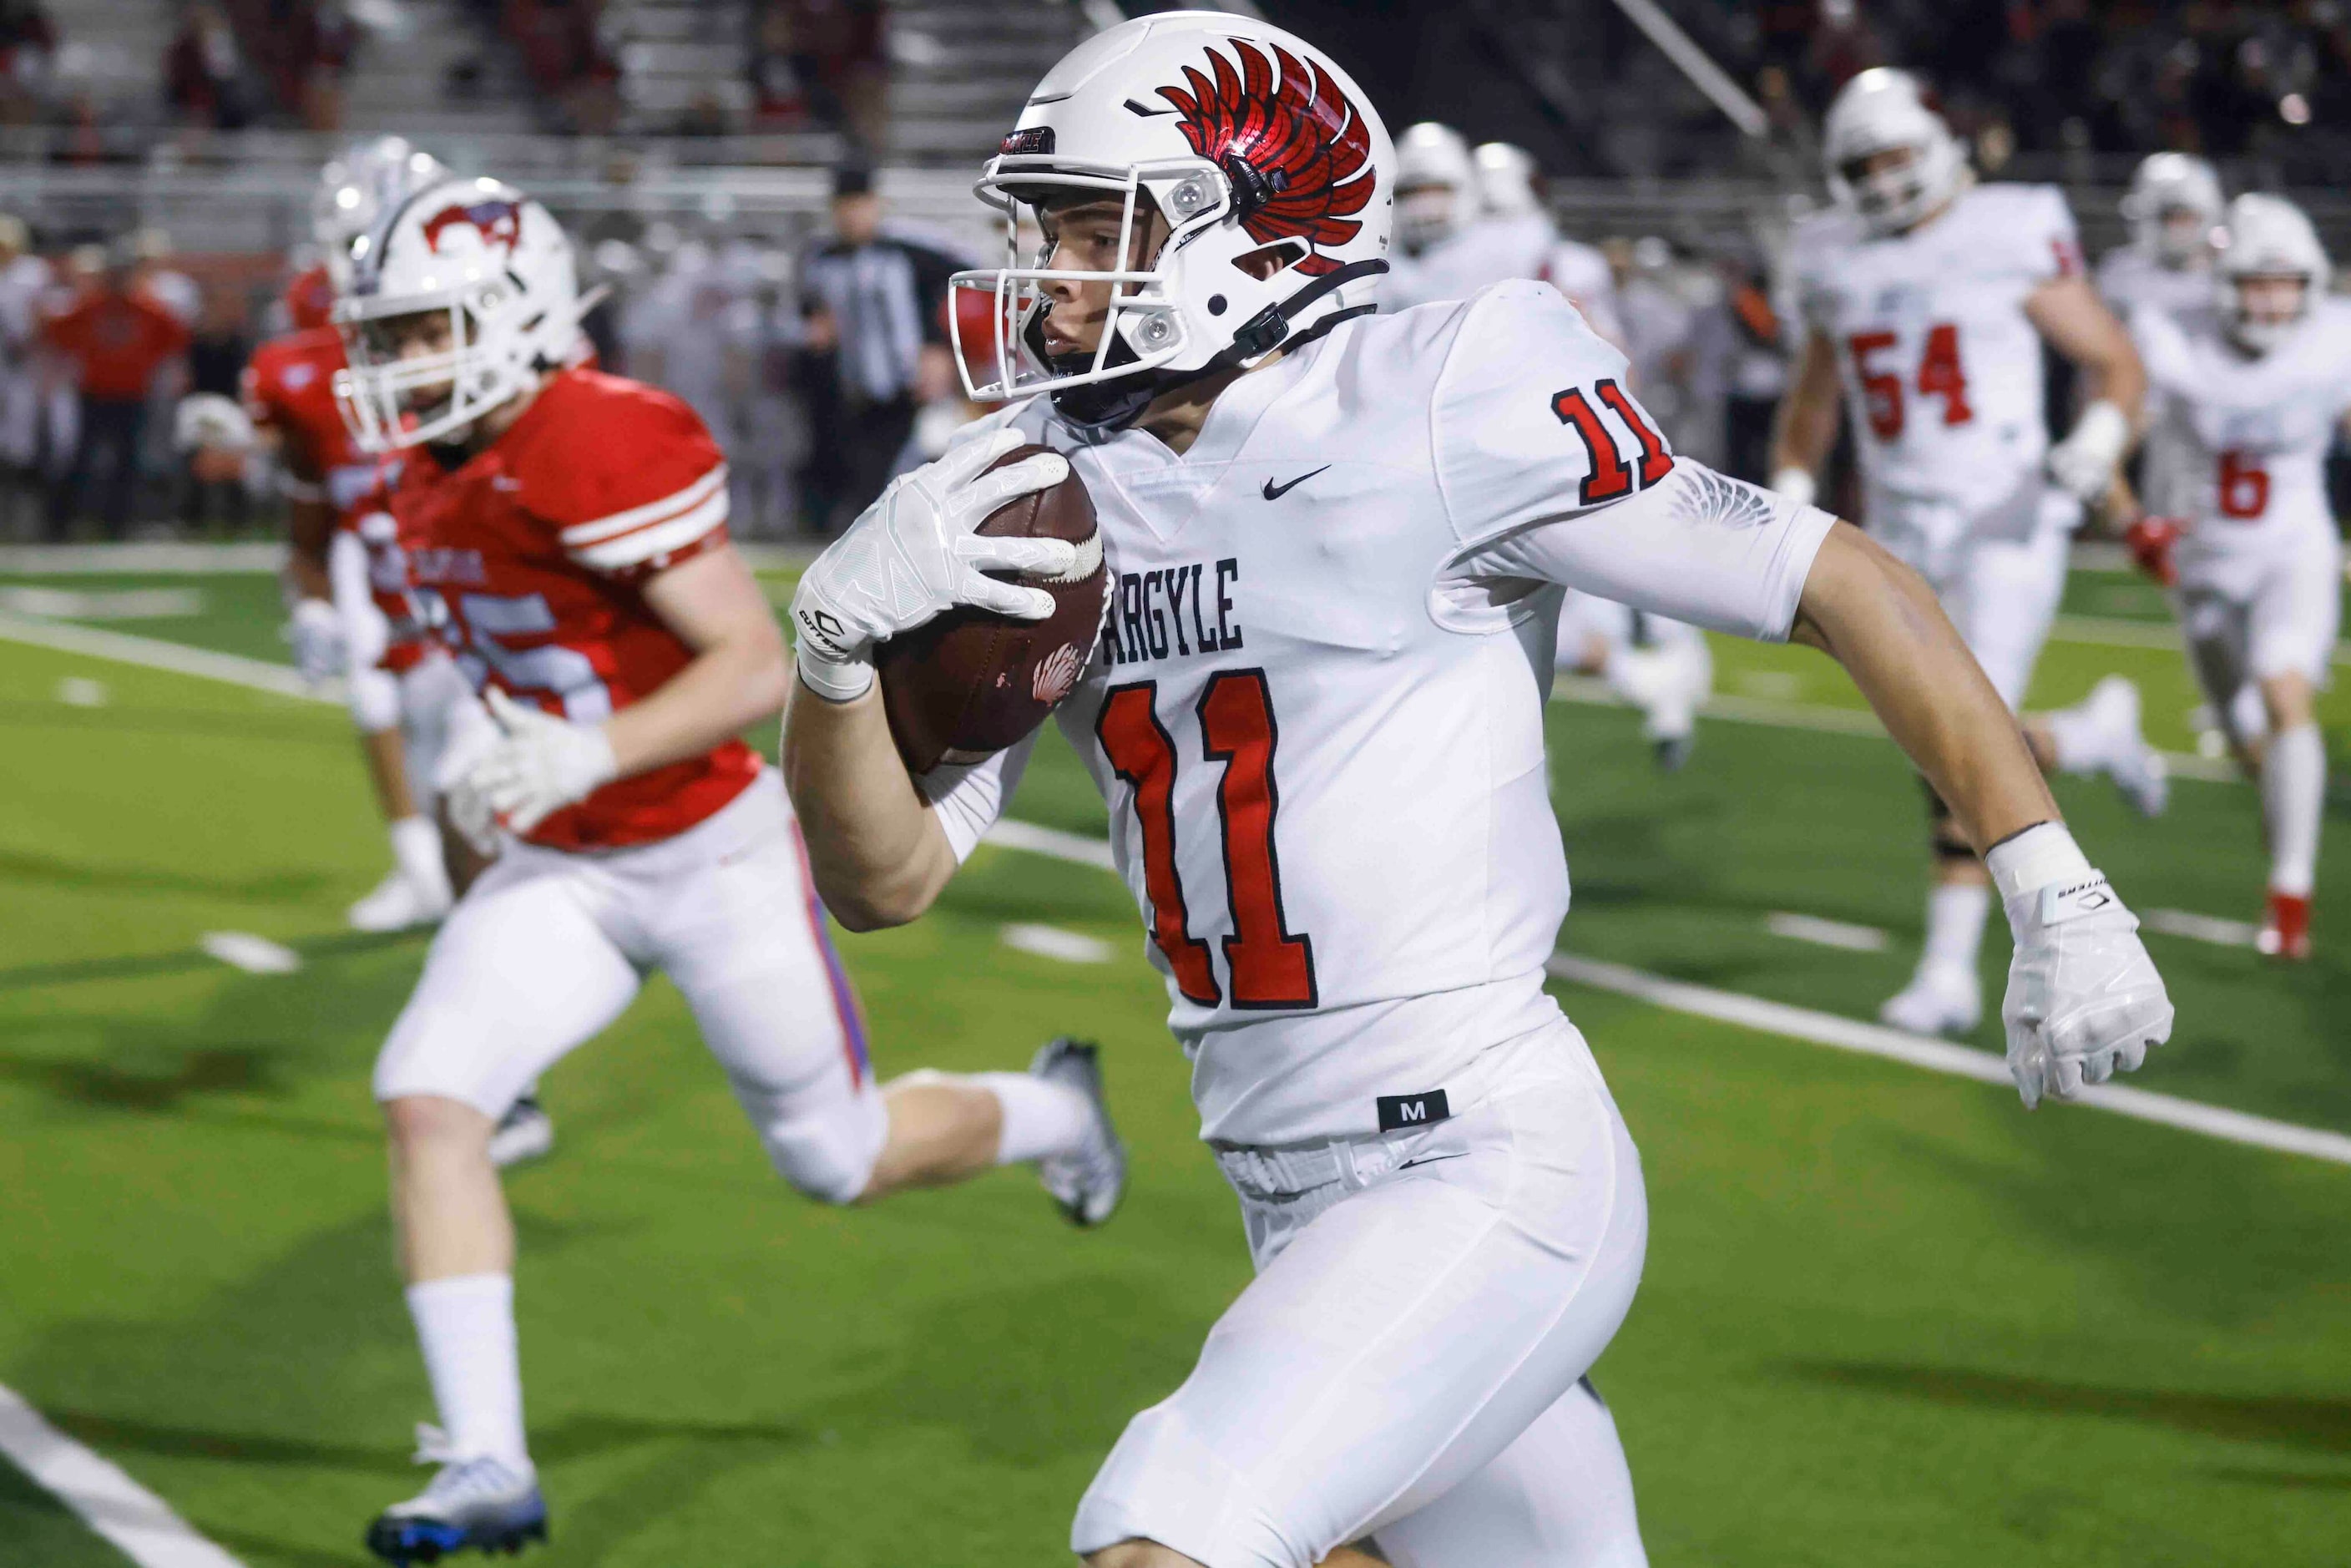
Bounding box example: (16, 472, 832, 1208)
(1, 566, 2347, 1566)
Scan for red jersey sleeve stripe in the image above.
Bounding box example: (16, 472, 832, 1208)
(557, 463, 730, 547)
(567, 490, 730, 571)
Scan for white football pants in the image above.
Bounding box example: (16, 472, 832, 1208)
(1904, 520, 2070, 712)
(2178, 521, 2342, 728)
(1073, 1024, 1648, 1568)
(373, 771, 887, 1204)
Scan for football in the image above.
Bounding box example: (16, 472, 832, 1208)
(877, 443, 1107, 774)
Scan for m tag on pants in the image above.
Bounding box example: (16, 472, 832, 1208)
(1376, 1090, 1451, 1133)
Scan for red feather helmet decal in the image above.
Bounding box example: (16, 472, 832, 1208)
(1156, 38, 1374, 277)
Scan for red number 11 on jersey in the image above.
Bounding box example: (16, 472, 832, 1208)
(1096, 671, 1317, 1010)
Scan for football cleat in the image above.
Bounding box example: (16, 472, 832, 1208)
(1030, 1037, 1125, 1227)
(488, 1096, 554, 1169)
(1879, 962, 1983, 1036)
(349, 868, 453, 933)
(367, 1429, 545, 1565)
(2081, 676, 2169, 818)
(2258, 889, 2312, 960)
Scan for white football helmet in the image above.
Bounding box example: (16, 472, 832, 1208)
(2216, 193, 2328, 356)
(2121, 152, 2222, 269)
(1393, 122, 1474, 254)
(1822, 68, 1968, 238)
(951, 13, 1393, 432)
(1472, 141, 1544, 220)
(313, 137, 451, 291)
(332, 176, 581, 451)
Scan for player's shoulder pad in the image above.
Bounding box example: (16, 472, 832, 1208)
(1967, 181, 2081, 275)
(1786, 206, 1862, 276)
(516, 370, 730, 570)
(1431, 281, 1641, 544)
(1444, 278, 1630, 385)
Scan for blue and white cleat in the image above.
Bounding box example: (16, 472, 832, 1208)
(366, 1429, 547, 1564)
(1030, 1037, 1125, 1227)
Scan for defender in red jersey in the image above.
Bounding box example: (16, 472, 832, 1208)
(244, 320, 469, 933)
(337, 178, 1123, 1565)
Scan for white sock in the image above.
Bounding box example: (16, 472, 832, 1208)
(1921, 882, 1992, 974)
(2263, 723, 2325, 897)
(405, 1273, 530, 1473)
(388, 815, 449, 899)
(974, 1072, 1093, 1166)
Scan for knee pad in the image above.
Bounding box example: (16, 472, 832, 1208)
(347, 665, 402, 733)
(743, 1081, 886, 1206)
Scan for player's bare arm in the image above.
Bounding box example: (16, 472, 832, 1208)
(1767, 326, 1842, 506)
(781, 677, 959, 930)
(1791, 523, 2056, 847)
(781, 427, 1074, 928)
(610, 543, 788, 773)
(285, 492, 336, 599)
(2029, 271, 2146, 499)
(1788, 518, 2171, 1101)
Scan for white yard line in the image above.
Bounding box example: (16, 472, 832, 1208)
(1544, 952, 2351, 1167)
(0, 587, 207, 620)
(0, 611, 337, 705)
(0, 543, 285, 574)
(983, 817, 1120, 872)
(1764, 911, 1888, 952)
(0, 612, 2332, 1168)
(1001, 923, 1114, 964)
(2053, 612, 2351, 668)
(2143, 908, 2263, 949)
(0, 1383, 244, 1568)
(199, 932, 304, 974)
(978, 821, 2351, 1170)
(1547, 675, 2239, 783)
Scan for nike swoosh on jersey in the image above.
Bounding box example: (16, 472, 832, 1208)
(1261, 465, 1331, 501)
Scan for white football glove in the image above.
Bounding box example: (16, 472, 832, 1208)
(446, 687, 619, 838)
(2045, 399, 2130, 504)
(1991, 823, 2174, 1109)
(790, 427, 1078, 701)
(286, 597, 346, 684)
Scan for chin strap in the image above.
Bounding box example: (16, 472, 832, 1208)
(1051, 258, 1390, 435)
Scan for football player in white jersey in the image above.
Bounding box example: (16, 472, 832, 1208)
(2098, 153, 2224, 327)
(1769, 68, 2168, 1037)
(781, 17, 2174, 1567)
(2126, 195, 2346, 959)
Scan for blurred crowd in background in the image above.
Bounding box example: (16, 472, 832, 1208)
(0, 0, 888, 148)
(6, 0, 2351, 542)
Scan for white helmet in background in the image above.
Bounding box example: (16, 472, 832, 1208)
(333, 176, 581, 451)
(1393, 121, 1473, 253)
(2216, 193, 2328, 356)
(2121, 152, 2222, 269)
(313, 137, 451, 290)
(1822, 68, 1968, 238)
(1473, 141, 1544, 220)
(953, 12, 1393, 432)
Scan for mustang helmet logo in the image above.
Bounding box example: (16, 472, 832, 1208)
(421, 200, 524, 258)
(1156, 38, 1374, 277)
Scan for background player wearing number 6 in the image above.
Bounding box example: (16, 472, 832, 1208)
(2125, 193, 2348, 958)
